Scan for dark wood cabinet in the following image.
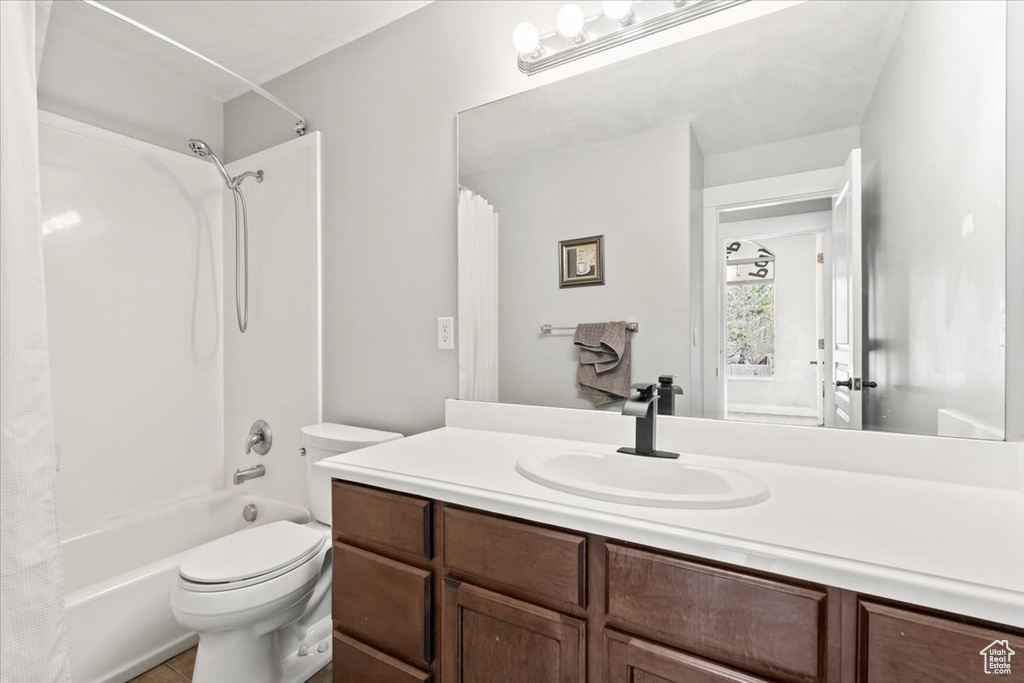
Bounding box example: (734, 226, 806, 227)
(332, 632, 431, 683)
(441, 579, 586, 683)
(443, 507, 587, 612)
(330, 481, 1023, 683)
(604, 630, 771, 683)
(331, 481, 433, 565)
(856, 601, 1024, 682)
(606, 544, 827, 682)
(332, 541, 433, 667)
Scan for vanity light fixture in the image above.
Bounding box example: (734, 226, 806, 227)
(514, 0, 748, 75)
(512, 21, 543, 59)
(603, 1, 636, 27)
(556, 4, 588, 43)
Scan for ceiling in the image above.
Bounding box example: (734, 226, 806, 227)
(459, 0, 907, 176)
(48, 0, 432, 101)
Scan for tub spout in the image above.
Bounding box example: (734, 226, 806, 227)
(233, 464, 265, 485)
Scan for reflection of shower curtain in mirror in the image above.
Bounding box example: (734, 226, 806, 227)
(457, 189, 499, 401)
(0, 1, 71, 681)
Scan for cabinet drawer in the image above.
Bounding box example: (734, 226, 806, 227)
(332, 631, 431, 683)
(606, 544, 826, 682)
(332, 482, 432, 563)
(332, 542, 432, 667)
(604, 630, 772, 683)
(442, 507, 586, 610)
(858, 601, 1024, 682)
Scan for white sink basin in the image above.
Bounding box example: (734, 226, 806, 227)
(516, 449, 769, 509)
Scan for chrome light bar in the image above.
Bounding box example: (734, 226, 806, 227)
(516, 0, 749, 76)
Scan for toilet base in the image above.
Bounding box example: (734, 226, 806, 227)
(191, 614, 332, 683)
(280, 614, 332, 683)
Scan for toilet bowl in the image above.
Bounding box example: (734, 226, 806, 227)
(171, 423, 402, 683)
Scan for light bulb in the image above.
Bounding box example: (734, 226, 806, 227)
(602, 1, 634, 24)
(556, 3, 587, 42)
(512, 22, 540, 56)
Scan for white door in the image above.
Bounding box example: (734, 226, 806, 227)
(814, 234, 825, 425)
(830, 149, 863, 429)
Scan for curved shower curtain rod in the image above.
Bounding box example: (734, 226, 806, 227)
(79, 0, 307, 136)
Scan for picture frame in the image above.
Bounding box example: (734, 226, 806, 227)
(558, 235, 604, 288)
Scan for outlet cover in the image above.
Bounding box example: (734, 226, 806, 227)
(438, 316, 454, 350)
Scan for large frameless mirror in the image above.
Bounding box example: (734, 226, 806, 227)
(457, 0, 1019, 441)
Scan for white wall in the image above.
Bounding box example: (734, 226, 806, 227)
(860, 0, 1006, 438)
(704, 127, 859, 187)
(40, 114, 224, 531)
(461, 123, 695, 411)
(222, 135, 322, 509)
(223, 0, 802, 436)
(38, 16, 223, 153)
(726, 231, 819, 415)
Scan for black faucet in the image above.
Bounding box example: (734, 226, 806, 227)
(617, 383, 680, 459)
(657, 375, 684, 416)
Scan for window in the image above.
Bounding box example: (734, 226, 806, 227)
(726, 282, 775, 378)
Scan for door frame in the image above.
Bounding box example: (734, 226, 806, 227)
(702, 167, 842, 420)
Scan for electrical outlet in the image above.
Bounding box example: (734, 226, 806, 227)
(438, 316, 454, 350)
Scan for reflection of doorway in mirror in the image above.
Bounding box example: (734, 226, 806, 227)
(721, 226, 828, 428)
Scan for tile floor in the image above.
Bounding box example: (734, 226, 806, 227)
(130, 647, 332, 683)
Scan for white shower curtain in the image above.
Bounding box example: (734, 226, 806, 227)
(457, 189, 499, 401)
(0, 2, 71, 682)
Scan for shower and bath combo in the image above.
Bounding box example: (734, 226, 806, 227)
(187, 139, 263, 333)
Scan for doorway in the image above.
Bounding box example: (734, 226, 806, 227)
(722, 231, 824, 426)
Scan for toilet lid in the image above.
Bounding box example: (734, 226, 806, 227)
(179, 521, 326, 586)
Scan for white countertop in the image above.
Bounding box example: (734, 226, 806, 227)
(316, 426, 1024, 627)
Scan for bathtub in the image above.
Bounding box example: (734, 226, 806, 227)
(62, 490, 310, 683)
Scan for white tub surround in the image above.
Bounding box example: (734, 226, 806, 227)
(62, 491, 309, 683)
(39, 112, 225, 530)
(316, 404, 1024, 628)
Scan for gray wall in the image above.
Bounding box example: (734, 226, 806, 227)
(861, 0, 1007, 438)
(688, 127, 705, 415)
(704, 127, 860, 187)
(38, 19, 223, 152)
(222, 0, 771, 435)
(461, 123, 695, 412)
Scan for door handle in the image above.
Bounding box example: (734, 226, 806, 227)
(834, 379, 853, 389)
(863, 380, 878, 388)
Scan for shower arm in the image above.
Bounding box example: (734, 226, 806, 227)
(80, 0, 307, 136)
(231, 170, 264, 189)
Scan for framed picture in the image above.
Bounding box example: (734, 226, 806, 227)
(558, 235, 604, 288)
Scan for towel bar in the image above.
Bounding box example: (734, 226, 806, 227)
(540, 322, 639, 334)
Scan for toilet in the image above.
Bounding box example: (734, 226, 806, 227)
(171, 423, 402, 683)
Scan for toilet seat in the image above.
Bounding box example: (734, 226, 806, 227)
(179, 521, 326, 592)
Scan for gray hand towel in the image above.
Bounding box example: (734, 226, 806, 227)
(574, 321, 632, 405)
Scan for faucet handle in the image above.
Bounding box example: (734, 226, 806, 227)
(247, 420, 273, 456)
(629, 383, 658, 399)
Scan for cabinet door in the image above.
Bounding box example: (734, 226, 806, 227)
(858, 601, 1024, 682)
(605, 630, 771, 683)
(441, 578, 585, 683)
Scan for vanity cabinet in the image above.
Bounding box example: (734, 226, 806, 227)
(441, 579, 586, 682)
(330, 481, 1023, 683)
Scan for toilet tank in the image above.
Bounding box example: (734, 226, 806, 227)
(301, 423, 403, 524)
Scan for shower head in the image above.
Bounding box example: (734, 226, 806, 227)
(187, 138, 233, 188)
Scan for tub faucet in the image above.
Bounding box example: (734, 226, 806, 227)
(245, 420, 272, 455)
(234, 464, 265, 485)
(617, 383, 679, 459)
